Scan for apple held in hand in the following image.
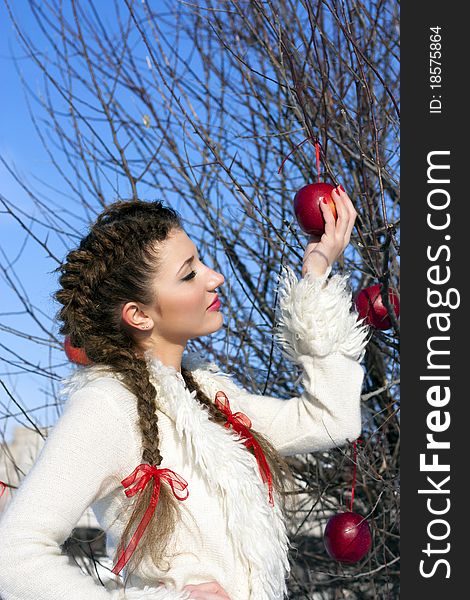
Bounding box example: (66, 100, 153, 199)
(293, 182, 338, 236)
(64, 335, 92, 365)
(355, 283, 400, 330)
(323, 512, 372, 563)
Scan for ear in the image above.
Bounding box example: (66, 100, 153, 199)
(121, 301, 153, 330)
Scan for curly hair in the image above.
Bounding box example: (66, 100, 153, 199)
(53, 199, 295, 585)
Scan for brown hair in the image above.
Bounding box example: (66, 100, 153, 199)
(53, 199, 295, 585)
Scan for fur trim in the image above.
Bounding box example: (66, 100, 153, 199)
(58, 362, 118, 404)
(273, 264, 371, 364)
(146, 352, 292, 600)
(182, 351, 244, 395)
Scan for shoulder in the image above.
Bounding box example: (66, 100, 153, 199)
(58, 364, 139, 425)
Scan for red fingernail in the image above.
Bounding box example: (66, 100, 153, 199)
(339, 184, 345, 192)
(322, 198, 328, 204)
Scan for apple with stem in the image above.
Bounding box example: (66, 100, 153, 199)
(294, 182, 338, 236)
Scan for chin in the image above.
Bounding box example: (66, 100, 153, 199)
(190, 314, 223, 336)
(206, 314, 224, 332)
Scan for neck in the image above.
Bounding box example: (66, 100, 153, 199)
(142, 342, 186, 374)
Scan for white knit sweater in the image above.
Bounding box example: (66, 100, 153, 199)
(0, 265, 369, 600)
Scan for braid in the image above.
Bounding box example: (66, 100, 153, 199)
(181, 368, 227, 425)
(126, 357, 163, 466)
(54, 200, 183, 579)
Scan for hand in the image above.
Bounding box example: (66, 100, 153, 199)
(183, 580, 231, 599)
(301, 185, 358, 278)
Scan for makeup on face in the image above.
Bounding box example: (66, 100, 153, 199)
(207, 296, 221, 311)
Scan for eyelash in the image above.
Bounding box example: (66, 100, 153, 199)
(182, 270, 197, 281)
(182, 255, 205, 281)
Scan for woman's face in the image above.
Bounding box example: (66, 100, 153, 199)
(123, 229, 225, 347)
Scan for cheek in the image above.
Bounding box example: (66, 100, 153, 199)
(180, 289, 203, 311)
(164, 287, 204, 315)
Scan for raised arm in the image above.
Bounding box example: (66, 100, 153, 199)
(207, 264, 370, 456)
(0, 384, 189, 600)
(203, 185, 370, 456)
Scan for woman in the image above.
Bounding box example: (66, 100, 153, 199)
(0, 188, 369, 600)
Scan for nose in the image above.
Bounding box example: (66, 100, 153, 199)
(210, 269, 224, 290)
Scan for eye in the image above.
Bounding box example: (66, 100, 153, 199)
(182, 270, 197, 281)
(181, 250, 206, 282)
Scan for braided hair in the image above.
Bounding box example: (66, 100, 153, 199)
(53, 199, 294, 582)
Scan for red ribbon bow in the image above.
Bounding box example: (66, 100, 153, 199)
(111, 464, 189, 575)
(214, 390, 274, 507)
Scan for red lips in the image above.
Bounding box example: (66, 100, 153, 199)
(208, 295, 219, 309)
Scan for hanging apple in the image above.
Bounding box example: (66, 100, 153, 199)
(355, 283, 400, 330)
(293, 182, 338, 236)
(323, 511, 372, 563)
(64, 335, 92, 365)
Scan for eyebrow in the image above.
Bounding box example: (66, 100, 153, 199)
(176, 246, 198, 275)
(177, 255, 195, 275)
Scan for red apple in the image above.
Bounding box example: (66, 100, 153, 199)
(64, 335, 92, 365)
(293, 182, 338, 236)
(323, 512, 372, 563)
(355, 284, 400, 330)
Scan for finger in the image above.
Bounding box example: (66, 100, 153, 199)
(183, 582, 229, 596)
(335, 187, 358, 245)
(184, 581, 226, 592)
(186, 593, 230, 600)
(330, 187, 350, 239)
(319, 197, 337, 238)
(337, 186, 359, 222)
(337, 185, 356, 210)
(343, 206, 357, 246)
(335, 186, 358, 244)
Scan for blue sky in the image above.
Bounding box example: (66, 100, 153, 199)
(0, 3, 184, 441)
(0, 5, 60, 442)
